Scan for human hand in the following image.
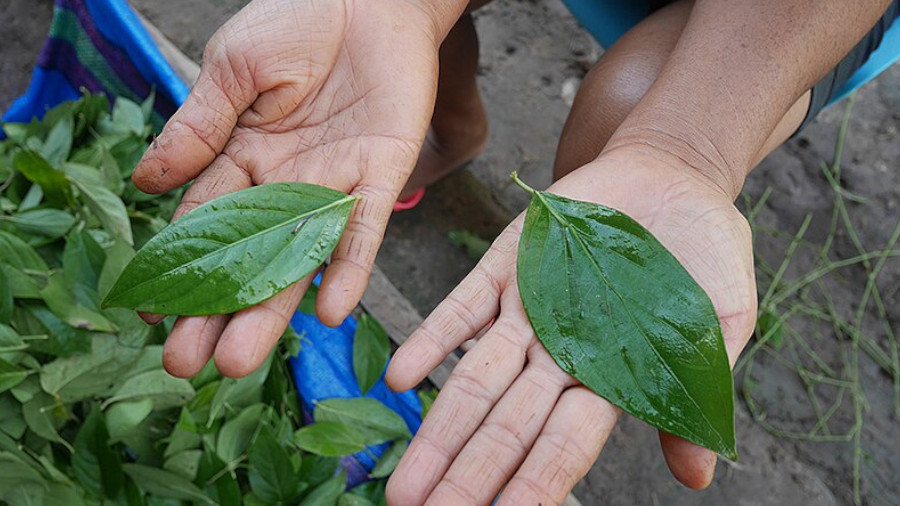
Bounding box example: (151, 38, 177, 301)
(384, 147, 758, 504)
(132, 0, 446, 377)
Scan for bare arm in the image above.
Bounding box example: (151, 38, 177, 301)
(607, 0, 893, 197)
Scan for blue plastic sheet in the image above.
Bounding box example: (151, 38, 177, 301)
(289, 301, 423, 486)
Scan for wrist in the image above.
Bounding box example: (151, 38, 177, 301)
(406, 0, 471, 44)
(603, 120, 750, 202)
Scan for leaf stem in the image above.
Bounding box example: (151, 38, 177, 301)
(510, 171, 536, 196)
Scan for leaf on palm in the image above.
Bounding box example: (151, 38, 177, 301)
(514, 174, 736, 459)
(103, 183, 357, 315)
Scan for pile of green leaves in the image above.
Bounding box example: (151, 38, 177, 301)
(0, 94, 411, 505)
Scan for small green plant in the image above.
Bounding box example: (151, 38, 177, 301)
(513, 173, 737, 459)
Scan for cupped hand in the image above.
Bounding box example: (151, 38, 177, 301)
(133, 0, 442, 377)
(385, 148, 758, 505)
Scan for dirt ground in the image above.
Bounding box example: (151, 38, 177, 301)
(3, 0, 899, 504)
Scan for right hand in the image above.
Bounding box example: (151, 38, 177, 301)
(133, 0, 445, 378)
(385, 148, 758, 504)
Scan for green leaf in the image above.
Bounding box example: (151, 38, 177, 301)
(339, 494, 377, 506)
(141, 90, 156, 122)
(43, 482, 85, 506)
(314, 397, 410, 444)
(0, 265, 13, 324)
(163, 408, 201, 458)
(216, 403, 266, 464)
(0, 324, 26, 360)
(40, 273, 117, 332)
(18, 184, 44, 211)
(352, 315, 390, 395)
(757, 309, 785, 349)
(111, 98, 146, 137)
(123, 464, 214, 504)
(106, 398, 154, 442)
(298, 283, 318, 314)
(22, 392, 72, 451)
(0, 266, 42, 300)
(249, 425, 304, 504)
(10, 375, 41, 403)
(417, 389, 437, 419)
(298, 471, 345, 506)
(195, 443, 241, 506)
(70, 172, 133, 244)
(294, 422, 368, 457)
(206, 350, 273, 424)
(298, 456, 340, 489)
(14, 150, 72, 207)
(103, 183, 357, 315)
(163, 450, 203, 481)
(41, 114, 73, 166)
(72, 407, 123, 499)
(0, 230, 49, 272)
(40, 335, 145, 402)
(370, 440, 407, 478)
(513, 175, 736, 459)
(17, 304, 92, 357)
(62, 229, 106, 291)
(0, 358, 29, 394)
(105, 369, 195, 410)
(448, 229, 491, 260)
(0, 452, 47, 505)
(98, 239, 136, 299)
(0, 209, 75, 239)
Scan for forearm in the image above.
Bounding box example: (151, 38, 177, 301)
(605, 0, 893, 199)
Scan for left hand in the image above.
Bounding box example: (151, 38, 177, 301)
(384, 147, 758, 505)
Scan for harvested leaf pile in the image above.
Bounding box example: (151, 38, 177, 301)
(0, 94, 410, 506)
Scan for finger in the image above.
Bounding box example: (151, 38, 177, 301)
(385, 302, 532, 506)
(427, 351, 576, 505)
(163, 314, 231, 378)
(385, 266, 500, 390)
(385, 222, 522, 392)
(659, 432, 718, 489)
(498, 387, 620, 506)
(139, 312, 165, 325)
(171, 153, 253, 220)
(132, 52, 257, 194)
(213, 275, 312, 378)
(316, 181, 396, 327)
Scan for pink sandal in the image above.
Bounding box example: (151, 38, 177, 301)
(392, 187, 426, 211)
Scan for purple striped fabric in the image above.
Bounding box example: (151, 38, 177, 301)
(49, 0, 178, 118)
(38, 37, 108, 97)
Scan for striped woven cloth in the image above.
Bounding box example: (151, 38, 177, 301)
(3, 0, 188, 131)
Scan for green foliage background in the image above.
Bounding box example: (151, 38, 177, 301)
(0, 94, 407, 506)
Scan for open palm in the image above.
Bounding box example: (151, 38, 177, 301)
(133, 0, 441, 377)
(385, 149, 758, 504)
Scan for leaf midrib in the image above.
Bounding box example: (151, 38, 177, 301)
(107, 194, 355, 304)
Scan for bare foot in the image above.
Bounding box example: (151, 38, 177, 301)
(399, 109, 488, 201)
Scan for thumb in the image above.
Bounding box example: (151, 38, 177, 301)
(133, 42, 257, 194)
(659, 431, 719, 489)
